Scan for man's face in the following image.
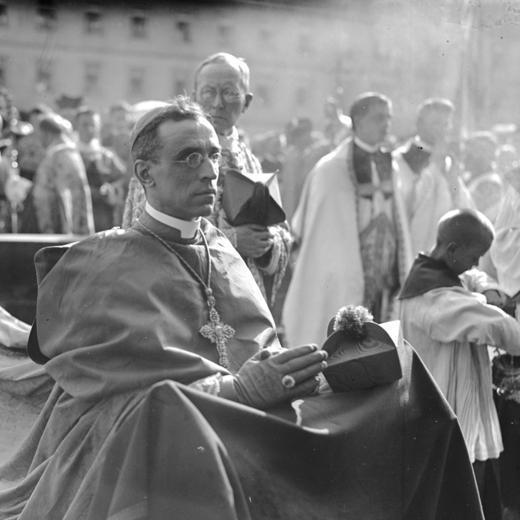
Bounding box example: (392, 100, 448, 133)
(194, 62, 250, 135)
(355, 102, 391, 146)
(418, 109, 453, 146)
(448, 240, 490, 275)
(145, 117, 220, 220)
(110, 108, 131, 135)
(77, 113, 100, 143)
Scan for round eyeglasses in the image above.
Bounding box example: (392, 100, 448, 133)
(174, 151, 221, 169)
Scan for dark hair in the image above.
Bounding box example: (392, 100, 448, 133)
(39, 114, 67, 136)
(349, 92, 390, 131)
(29, 104, 52, 118)
(75, 106, 98, 124)
(131, 96, 206, 163)
(437, 209, 494, 248)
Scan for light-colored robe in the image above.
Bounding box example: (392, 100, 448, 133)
(490, 182, 520, 299)
(400, 280, 520, 462)
(394, 143, 474, 255)
(283, 138, 412, 347)
(32, 141, 95, 235)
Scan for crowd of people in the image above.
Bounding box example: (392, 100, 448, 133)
(0, 51, 519, 519)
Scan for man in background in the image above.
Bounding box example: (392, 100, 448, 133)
(283, 92, 412, 346)
(394, 98, 474, 255)
(32, 113, 94, 234)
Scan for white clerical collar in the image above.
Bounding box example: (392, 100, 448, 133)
(413, 136, 433, 153)
(354, 136, 380, 154)
(145, 202, 200, 239)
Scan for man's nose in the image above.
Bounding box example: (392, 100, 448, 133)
(211, 90, 225, 108)
(199, 157, 219, 180)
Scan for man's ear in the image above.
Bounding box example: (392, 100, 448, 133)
(446, 241, 458, 262)
(243, 93, 253, 112)
(134, 159, 155, 188)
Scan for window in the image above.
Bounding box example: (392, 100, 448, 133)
(0, 3, 8, 27)
(36, 0, 56, 31)
(130, 13, 147, 39)
(84, 61, 101, 94)
(217, 24, 233, 47)
(176, 20, 191, 43)
(128, 67, 145, 99)
(84, 9, 103, 35)
(36, 59, 53, 92)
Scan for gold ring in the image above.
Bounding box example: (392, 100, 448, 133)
(281, 375, 296, 389)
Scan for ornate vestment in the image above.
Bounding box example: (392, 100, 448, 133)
(32, 141, 94, 235)
(283, 138, 412, 347)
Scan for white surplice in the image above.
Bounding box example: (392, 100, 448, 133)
(394, 142, 474, 255)
(400, 282, 520, 462)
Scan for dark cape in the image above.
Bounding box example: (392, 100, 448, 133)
(0, 220, 482, 519)
(399, 253, 462, 300)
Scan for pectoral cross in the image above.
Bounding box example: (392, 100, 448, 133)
(199, 289, 235, 369)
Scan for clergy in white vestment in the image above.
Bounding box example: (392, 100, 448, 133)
(464, 131, 504, 224)
(393, 98, 474, 256)
(283, 92, 412, 347)
(400, 209, 520, 520)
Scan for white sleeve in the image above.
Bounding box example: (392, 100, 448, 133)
(424, 288, 520, 354)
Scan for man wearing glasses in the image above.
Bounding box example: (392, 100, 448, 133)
(0, 97, 326, 518)
(123, 53, 291, 315)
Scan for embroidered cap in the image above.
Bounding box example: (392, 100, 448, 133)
(321, 305, 402, 392)
(129, 101, 171, 152)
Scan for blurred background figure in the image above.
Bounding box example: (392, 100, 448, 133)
(101, 101, 133, 169)
(17, 104, 52, 182)
(54, 94, 84, 129)
(281, 117, 328, 221)
(464, 131, 503, 223)
(394, 98, 474, 256)
(0, 88, 35, 232)
(323, 96, 351, 149)
(32, 113, 94, 234)
(75, 107, 127, 231)
(251, 130, 285, 173)
(496, 144, 519, 184)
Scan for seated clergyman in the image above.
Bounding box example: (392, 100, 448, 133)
(0, 98, 326, 518)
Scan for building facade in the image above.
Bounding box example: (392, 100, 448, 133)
(0, 0, 517, 138)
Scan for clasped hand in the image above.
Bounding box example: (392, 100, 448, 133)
(235, 224, 274, 258)
(233, 345, 328, 409)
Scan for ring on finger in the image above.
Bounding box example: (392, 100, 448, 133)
(281, 374, 296, 389)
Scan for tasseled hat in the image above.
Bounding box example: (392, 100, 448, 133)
(321, 305, 402, 392)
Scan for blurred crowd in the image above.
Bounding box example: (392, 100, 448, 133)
(1, 84, 519, 244)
